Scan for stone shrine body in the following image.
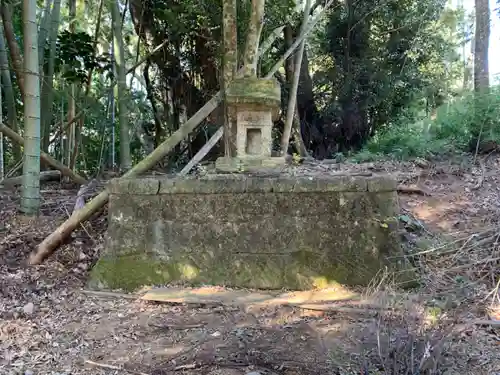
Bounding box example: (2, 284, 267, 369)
(215, 77, 285, 171)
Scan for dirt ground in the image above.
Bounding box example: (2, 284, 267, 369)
(1, 155, 500, 375)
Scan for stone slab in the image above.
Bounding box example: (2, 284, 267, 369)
(226, 77, 281, 109)
(140, 286, 359, 308)
(107, 173, 396, 195)
(214, 156, 286, 173)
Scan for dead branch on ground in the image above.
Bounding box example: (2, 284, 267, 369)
(397, 184, 432, 196)
(0, 170, 61, 187)
(0, 123, 87, 185)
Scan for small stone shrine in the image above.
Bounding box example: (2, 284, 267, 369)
(215, 77, 286, 171)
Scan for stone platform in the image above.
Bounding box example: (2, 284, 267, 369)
(88, 174, 411, 292)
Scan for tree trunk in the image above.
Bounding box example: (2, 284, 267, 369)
(0, 25, 20, 160)
(71, 0, 103, 167)
(41, 0, 62, 152)
(242, 0, 265, 76)
(21, 0, 41, 215)
(38, 0, 52, 80)
(66, 0, 76, 169)
(474, 0, 489, 93)
(143, 59, 163, 144)
(281, 1, 311, 157)
(0, 77, 3, 181)
(111, 0, 132, 171)
(222, 0, 237, 156)
(1, 3, 25, 99)
(264, 0, 334, 78)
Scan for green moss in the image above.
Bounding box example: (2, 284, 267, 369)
(88, 251, 289, 292)
(88, 254, 178, 292)
(287, 247, 373, 287)
(226, 77, 281, 106)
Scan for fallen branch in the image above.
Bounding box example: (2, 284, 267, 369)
(397, 184, 431, 196)
(472, 156, 486, 190)
(30, 10, 332, 265)
(174, 363, 198, 371)
(290, 303, 386, 315)
(473, 319, 500, 327)
(48, 110, 84, 146)
(80, 289, 140, 300)
(3, 158, 23, 179)
(0, 170, 61, 186)
(30, 191, 108, 264)
(84, 360, 150, 375)
(151, 323, 206, 330)
(0, 123, 87, 185)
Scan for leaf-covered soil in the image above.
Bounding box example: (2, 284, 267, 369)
(1, 155, 499, 375)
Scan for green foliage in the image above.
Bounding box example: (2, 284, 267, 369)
(351, 87, 500, 162)
(311, 0, 467, 150)
(431, 90, 500, 146)
(354, 120, 449, 162)
(55, 31, 112, 84)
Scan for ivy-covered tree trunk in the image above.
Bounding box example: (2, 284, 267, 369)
(21, 0, 41, 215)
(41, 0, 62, 152)
(111, 0, 132, 171)
(242, 0, 265, 76)
(474, 0, 489, 93)
(222, 0, 237, 156)
(0, 25, 20, 160)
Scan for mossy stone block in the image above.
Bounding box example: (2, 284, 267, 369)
(88, 174, 415, 292)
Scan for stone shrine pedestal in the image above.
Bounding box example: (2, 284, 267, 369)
(215, 77, 286, 172)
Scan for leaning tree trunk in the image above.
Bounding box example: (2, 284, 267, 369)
(111, 0, 132, 171)
(21, 0, 41, 215)
(281, 0, 311, 157)
(0, 25, 20, 160)
(474, 0, 490, 93)
(41, 0, 62, 152)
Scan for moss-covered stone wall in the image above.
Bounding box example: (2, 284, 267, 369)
(88, 174, 409, 292)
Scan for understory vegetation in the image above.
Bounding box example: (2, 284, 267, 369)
(352, 87, 500, 162)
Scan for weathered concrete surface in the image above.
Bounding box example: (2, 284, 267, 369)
(89, 174, 412, 292)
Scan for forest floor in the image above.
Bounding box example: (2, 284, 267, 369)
(1, 154, 500, 375)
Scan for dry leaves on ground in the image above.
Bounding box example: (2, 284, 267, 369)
(1, 156, 500, 374)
